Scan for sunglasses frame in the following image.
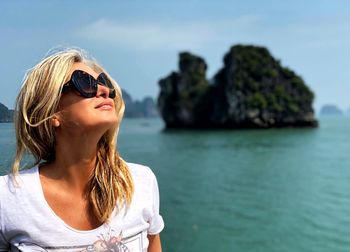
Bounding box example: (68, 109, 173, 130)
(61, 70, 116, 98)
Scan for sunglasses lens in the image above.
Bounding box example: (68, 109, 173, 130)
(65, 70, 116, 98)
(98, 73, 116, 98)
(73, 71, 96, 97)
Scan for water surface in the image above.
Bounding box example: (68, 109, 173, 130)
(1, 117, 349, 252)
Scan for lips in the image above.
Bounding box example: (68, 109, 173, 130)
(95, 100, 114, 109)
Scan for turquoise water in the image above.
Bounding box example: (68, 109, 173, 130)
(1, 117, 350, 251)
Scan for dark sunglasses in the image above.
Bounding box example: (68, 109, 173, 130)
(61, 70, 116, 98)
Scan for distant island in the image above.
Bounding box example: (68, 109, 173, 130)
(320, 104, 343, 116)
(158, 44, 318, 129)
(0, 91, 158, 122)
(122, 90, 159, 118)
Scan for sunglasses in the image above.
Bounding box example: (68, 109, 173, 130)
(61, 70, 116, 98)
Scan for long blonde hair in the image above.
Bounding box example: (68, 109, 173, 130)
(13, 47, 134, 222)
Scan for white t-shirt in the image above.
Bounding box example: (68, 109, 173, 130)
(0, 162, 164, 252)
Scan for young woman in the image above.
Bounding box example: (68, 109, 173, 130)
(0, 48, 164, 251)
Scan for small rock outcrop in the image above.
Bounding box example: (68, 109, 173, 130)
(0, 102, 14, 123)
(158, 45, 318, 128)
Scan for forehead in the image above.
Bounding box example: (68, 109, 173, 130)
(70, 62, 99, 79)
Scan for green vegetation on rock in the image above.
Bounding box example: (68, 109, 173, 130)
(158, 44, 318, 128)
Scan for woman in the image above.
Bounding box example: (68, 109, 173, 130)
(0, 48, 164, 251)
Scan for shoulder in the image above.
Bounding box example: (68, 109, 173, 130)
(126, 162, 158, 189)
(127, 162, 157, 180)
(0, 166, 38, 199)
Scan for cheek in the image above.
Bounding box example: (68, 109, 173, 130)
(60, 105, 91, 127)
(58, 97, 92, 125)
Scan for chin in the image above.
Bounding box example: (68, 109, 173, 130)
(105, 116, 119, 127)
(78, 115, 116, 130)
(97, 117, 118, 128)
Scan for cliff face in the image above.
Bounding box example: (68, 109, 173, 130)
(158, 45, 318, 128)
(158, 52, 209, 127)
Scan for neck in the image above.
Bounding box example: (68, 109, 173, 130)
(41, 130, 104, 193)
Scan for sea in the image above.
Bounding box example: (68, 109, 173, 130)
(0, 117, 350, 252)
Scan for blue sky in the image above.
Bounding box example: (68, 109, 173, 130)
(1, 0, 350, 113)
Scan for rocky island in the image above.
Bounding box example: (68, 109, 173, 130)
(158, 44, 318, 129)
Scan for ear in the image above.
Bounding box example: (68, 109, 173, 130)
(51, 117, 60, 128)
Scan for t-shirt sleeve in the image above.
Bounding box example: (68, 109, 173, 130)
(147, 172, 164, 235)
(0, 181, 9, 251)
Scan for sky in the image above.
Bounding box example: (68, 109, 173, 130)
(1, 0, 350, 113)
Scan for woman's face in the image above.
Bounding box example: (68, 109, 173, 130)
(56, 62, 118, 134)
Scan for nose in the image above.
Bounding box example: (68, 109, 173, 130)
(96, 84, 110, 98)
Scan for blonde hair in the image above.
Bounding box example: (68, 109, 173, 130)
(13, 47, 134, 222)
